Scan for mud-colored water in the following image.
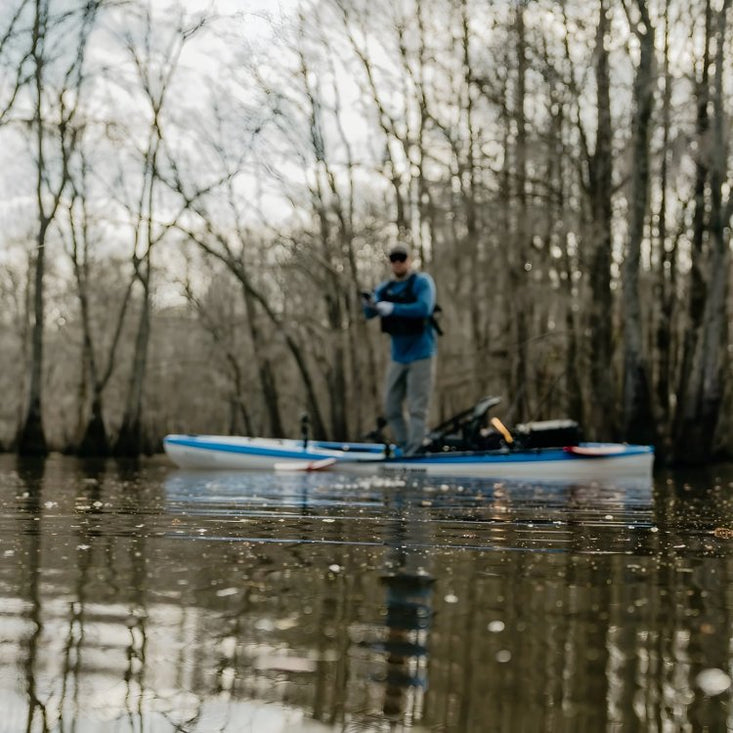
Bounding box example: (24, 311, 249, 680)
(0, 454, 731, 732)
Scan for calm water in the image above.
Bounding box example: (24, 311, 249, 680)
(0, 454, 732, 733)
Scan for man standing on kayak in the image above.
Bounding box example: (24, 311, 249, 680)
(362, 243, 438, 455)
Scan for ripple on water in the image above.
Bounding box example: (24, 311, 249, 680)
(158, 470, 656, 554)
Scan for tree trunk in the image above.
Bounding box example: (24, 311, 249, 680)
(673, 0, 731, 464)
(653, 2, 675, 461)
(585, 0, 615, 440)
(72, 222, 110, 456)
(241, 283, 285, 438)
(114, 269, 152, 456)
(78, 391, 109, 457)
(17, 2, 50, 456)
(18, 221, 49, 456)
(621, 0, 656, 445)
(511, 1, 530, 421)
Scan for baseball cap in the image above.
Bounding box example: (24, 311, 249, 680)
(388, 243, 410, 258)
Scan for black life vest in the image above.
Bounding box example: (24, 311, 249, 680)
(380, 273, 443, 336)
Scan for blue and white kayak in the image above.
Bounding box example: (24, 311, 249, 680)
(163, 435, 391, 470)
(163, 434, 654, 481)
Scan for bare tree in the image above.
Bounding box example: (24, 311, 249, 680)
(620, 0, 656, 444)
(507, 0, 531, 420)
(179, 268, 254, 436)
(0, 0, 33, 125)
(110, 2, 206, 455)
(64, 154, 136, 455)
(673, 0, 732, 463)
(652, 0, 679, 458)
(580, 0, 615, 439)
(17, 0, 103, 455)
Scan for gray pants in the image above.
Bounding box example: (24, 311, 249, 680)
(384, 357, 435, 455)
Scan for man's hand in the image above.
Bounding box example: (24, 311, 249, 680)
(376, 301, 394, 316)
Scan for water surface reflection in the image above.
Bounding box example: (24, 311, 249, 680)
(0, 455, 731, 732)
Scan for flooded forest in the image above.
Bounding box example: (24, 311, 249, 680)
(0, 0, 732, 465)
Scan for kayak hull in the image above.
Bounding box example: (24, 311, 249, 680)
(342, 446, 653, 480)
(163, 435, 388, 470)
(163, 434, 654, 481)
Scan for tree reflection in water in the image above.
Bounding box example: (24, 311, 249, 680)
(2, 459, 733, 731)
(16, 457, 48, 733)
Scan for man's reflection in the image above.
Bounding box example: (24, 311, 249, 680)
(380, 570, 434, 722)
(377, 493, 435, 725)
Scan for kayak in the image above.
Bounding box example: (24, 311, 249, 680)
(162, 433, 654, 481)
(163, 435, 389, 470)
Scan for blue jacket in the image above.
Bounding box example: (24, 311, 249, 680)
(364, 271, 437, 363)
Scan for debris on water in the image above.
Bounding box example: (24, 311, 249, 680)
(275, 615, 299, 630)
(220, 636, 237, 657)
(487, 620, 505, 633)
(650, 526, 659, 533)
(496, 650, 512, 663)
(695, 668, 731, 696)
(216, 587, 239, 597)
(254, 654, 317, 673)
(220, 667, 235, 691)
(329, 564, 341, 573)
(712, 527, 733, 539)
(605, 514, 613, 520)
(44, 501, 57, 509)
(444, 593, 459, 604)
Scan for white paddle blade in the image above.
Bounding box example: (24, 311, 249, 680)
(274, 457, 338, 472)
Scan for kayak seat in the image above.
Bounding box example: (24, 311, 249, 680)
(422, 396, 502, 453)
(462, 397, 502, 448)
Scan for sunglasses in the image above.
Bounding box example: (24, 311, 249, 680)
(389, 253, 407, 263)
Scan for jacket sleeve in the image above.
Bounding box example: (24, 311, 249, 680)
(387, 274, 435, 319)
(363, 282, 385, 320)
